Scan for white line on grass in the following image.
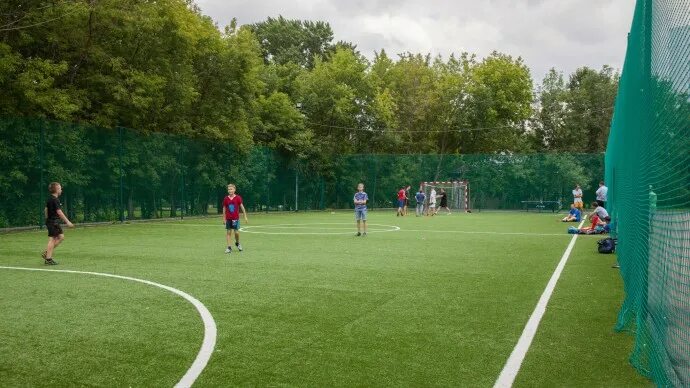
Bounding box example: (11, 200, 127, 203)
(0, 266, 216, 388)
(239, 223, 401, 235)
(493, 216, 587, 388)
(398, 229, 568, 237)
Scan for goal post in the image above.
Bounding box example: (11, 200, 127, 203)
(420, 181, 470, 212)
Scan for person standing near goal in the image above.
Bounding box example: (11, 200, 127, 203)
(435, 188, 451, 215)
(353, 183, 368, 236)
(427, 187, 437, 216)
(223, 183, 248, 253)
(414, 188, 426, 217)
(403, 185, 412, 216)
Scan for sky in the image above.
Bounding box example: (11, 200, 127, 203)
(194, 0, 636, 83)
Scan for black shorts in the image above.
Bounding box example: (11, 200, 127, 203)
(597, 200, 605, 207)
(225, 219, 240, 230)
(46, 221, 63, 237)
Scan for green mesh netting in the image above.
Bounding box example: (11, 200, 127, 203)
(605, 0, 690, 386)
(0, 117, 606, 227)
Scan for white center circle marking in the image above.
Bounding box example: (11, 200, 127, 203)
(0, 266, 216, 388)
(239, 223, 400, 235)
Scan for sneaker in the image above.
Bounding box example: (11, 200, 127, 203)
(236, 243, 243, 252)
(356, 232, 361, 236)
(612, 264, 620, 269)
(225, 248, 232, 254)
(41, 250, 47, 259)
(362, 232, 367, 237)
(44, 258, 58, 265)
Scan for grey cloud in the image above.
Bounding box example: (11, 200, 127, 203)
(194, 0, 634, 81)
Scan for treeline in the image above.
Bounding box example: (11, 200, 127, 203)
(1, 1, 618, 156)
(0, 1, 618, 225)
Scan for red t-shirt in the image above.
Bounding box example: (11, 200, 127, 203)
(590, 215, 600, 227)
(223, 195, 243, 220)
(397, 189, 406, 200)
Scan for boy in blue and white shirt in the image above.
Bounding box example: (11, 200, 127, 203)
(561, 204, 581, 222)
(354, 183, 369, 236)
(415, 188, 426, 217)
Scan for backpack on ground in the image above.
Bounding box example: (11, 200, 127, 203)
(597, 237, 616, 254)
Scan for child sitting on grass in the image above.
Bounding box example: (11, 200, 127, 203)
(561, 204, 582, 222)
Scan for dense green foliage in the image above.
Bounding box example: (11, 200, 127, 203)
(0, 212, 648, 386)
(0, 1, 618, 227)
(1, 0, 617, 153)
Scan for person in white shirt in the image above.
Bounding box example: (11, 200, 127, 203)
(427, 188, 437, 216)
(572, 184, 583, 211)
(595, 181, 608, 207)
(590, 201, 610, 222)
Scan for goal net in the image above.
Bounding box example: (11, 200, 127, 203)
(421, 181, 470, 212)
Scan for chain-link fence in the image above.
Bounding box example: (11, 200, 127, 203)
(0, 117, 605, 228)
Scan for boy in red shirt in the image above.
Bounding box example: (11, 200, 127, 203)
(222, 183, 248, 253)
(396, 186, 407, 216)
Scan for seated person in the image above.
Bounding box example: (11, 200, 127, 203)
(579, 214, 606, 234)
(561, 204, 582, 222)
(590, 201, 611, 223)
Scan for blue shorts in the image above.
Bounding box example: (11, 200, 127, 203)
(225, 219, 240, 230)
(397, 199, 405, 208)
(355, 209, 367, 221)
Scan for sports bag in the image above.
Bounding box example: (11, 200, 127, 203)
(597, 237, 616, 254)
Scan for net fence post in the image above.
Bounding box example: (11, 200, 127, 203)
(295, 164, 299, 212)
(371, 158, 378, 210)
(118, 126, 124, 223)
(180, 152, 185, 220)
(39, 120, 45, 228)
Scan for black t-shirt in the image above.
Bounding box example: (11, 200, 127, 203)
(46, 196, 61, 222)
(439, 193, 448, 207)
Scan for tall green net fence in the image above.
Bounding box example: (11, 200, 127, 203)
(605, 0, 690, 386)
(0, 117, 605, 228)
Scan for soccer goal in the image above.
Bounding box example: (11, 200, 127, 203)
(421, 181, 470, 212)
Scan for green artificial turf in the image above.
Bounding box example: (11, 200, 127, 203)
(0, 211, 651, 386)
(514, 236, 653, 387)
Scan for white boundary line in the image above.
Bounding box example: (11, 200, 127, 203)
(239, 223, 401, 235)
(0, 266, 216, 388)
(398, 229, 568, 237)
(493, 216, 587, 387)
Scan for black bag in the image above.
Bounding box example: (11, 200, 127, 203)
(597, 238, 616, 254)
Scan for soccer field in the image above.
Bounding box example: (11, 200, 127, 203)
(0, 211, 651, 387)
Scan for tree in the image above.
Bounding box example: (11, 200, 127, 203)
(249, 16, 334, 69)
(563, 66, 618, 152)
(532, 68, 569, 150)
(297, 47, 372, 160)
(460, 51, 534, 153)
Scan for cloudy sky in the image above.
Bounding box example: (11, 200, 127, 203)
(195, 0, 635, 82)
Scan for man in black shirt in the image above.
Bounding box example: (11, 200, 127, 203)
(42, 182, 74, 265)
(435, 188, 452, 215)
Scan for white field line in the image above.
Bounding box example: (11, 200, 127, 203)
(0, 266, 216, 388)
(398, 229, 568, 237)
(139, 223, 570, 237)
(493, 216, 588, 387)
